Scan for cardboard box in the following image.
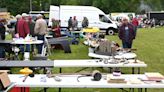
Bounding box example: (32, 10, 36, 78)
(0, 70, 11, 89)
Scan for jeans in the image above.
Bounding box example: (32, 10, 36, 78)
(37, 35, 45, 54)
(122, 41, 133, 49)
(19, 44, 30, 53)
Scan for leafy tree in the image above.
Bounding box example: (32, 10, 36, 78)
(0, 0, 30, 15)
(0, 0, 164, 15)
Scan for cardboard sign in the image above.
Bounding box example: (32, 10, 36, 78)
(0, 70, 11, 89)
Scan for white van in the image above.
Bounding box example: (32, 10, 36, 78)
(49, 5, 118, 35)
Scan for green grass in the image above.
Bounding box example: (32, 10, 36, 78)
(9, 27, 164, 92)
(49, 43, 89, 60)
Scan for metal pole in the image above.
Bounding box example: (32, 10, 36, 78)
(30, 0, 32, 11)
(40, 0, 42, 11)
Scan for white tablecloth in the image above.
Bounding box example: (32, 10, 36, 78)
(53, 59, 147, 68)
(11, 40, 43, 45)
(9, 74, 164, 88)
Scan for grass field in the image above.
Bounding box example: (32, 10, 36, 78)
(9, 27, 164, 92)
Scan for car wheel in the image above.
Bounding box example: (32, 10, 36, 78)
(107, 29, 114, 35)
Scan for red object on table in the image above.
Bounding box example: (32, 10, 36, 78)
(10, 87, 30, 92)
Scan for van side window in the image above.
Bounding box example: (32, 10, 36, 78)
(99, 15, 112, 23)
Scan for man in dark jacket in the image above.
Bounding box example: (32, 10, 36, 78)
(28, 16, 35, 52)
(82, 17, 89, 28)
(0, 18, 6, 59)
(119, 17, 136, 48)
(0, 18, 6, 40)
(28, 16, 35, 37)
(68, 17, 72, 31)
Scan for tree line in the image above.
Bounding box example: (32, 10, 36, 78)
(0, 0, 164, 15)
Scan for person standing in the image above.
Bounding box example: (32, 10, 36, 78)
(17, 13, 30, 52)
(72, 16, 78, 31)
(0, 18, 6, 40)
(28, 16, 35, 37)
(119, 17, 136, 49)
(28, 16, 35, 52)
(132, 17, 139, 34)
(68, 17, 72, 31)
(17, 13, 30, 38)
(34, 14, 47, 54)
(15, 14, 22, 35)
(82, 17, 89, 28)
(0, 18, 6, 59)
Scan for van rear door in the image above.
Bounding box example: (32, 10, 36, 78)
(49, 5, 59, 26)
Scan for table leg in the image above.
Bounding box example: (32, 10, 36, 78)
(43, 68, 47, 92)
(59, 68, 62, 73)
(43, 68, 46, 74)
(59, 88, 61, 92)
(132, 67, 135, 74)
(108, 67, 112, 73)
(145, 88, 147, 92)
(44, 88, 47, 92)
(131, 88, 134, 92)
(138, 88, 142, 92)
(59, 68, 62, 92)
(138, 67, 140, 74)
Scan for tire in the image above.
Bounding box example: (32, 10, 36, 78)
(107, 29, 114, 35)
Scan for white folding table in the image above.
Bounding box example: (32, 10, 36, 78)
(0, 59, 147, 74)
(11, 40, 43, 60)
(53, 59, 147, 74)
(8, 74, 164, 92)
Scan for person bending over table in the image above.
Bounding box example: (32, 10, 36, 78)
(17, 13, 30, 53)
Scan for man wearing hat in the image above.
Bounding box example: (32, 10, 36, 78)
(17, 13, 30, 53)
(15, 14, 22, 35)
(34, 14, 47, 54)
(17, 13, 30, 38)
(118, 17, 136, 49)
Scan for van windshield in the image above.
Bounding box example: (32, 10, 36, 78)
(99, 15, 112, 23)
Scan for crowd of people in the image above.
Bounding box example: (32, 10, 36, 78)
(0, 14, 90, 56)
(68, 16, 89, 31)
(1, 13, 137, 57)
(50, 16, 89, 38)
(14, 13, 47, 54)
(50, 14, 137, 49)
